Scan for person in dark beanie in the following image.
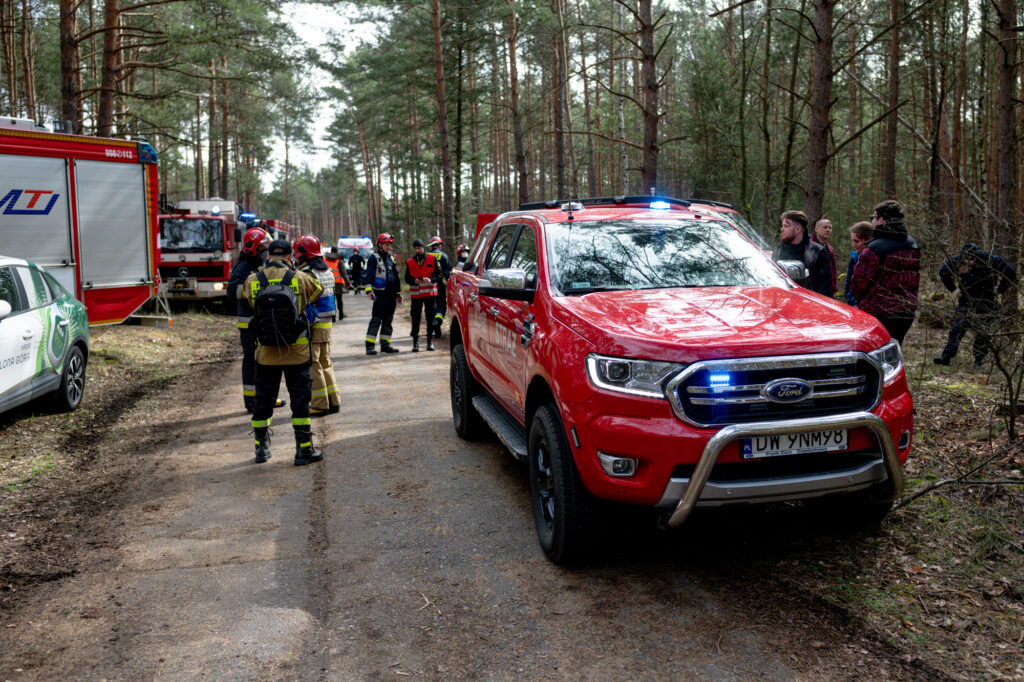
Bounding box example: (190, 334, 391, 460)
(771, 210, 832, 296)
(850, 200, 921, 344)
(405, 239, 440, 352)
(934, 243, 1016, 369)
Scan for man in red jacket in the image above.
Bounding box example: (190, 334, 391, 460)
(404, 239, 440, 352)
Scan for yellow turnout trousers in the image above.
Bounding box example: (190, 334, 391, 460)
(310, 340, 339, 411)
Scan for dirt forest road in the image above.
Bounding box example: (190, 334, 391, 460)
(1, 295, 937, 680)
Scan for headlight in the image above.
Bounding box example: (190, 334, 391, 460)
(586, 353, 684, 399)
(868, 340, 903, 383)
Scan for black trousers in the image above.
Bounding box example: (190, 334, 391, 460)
(366, 294, 398, 346)
(240, 330, 256, 410)
(942, 302, 996, 361)
(351, 269, 362, 288)
(252, 362, 311, 429)
(433, 280, 447, 332)
(410, 297, 436, 339)
(876, 315, 914, 345)
(334, 283, 345, 318)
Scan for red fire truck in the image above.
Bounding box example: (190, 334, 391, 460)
(158, 198, 242, 301)
(0, 117, 160, 325)
(262, 219, 293, 241)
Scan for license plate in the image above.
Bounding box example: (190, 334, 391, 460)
(742, 429, 848, 459)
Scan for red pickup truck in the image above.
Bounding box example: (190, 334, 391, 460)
(448, 196, 912, 564)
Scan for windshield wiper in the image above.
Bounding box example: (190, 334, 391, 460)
(562, 285, 626, 295)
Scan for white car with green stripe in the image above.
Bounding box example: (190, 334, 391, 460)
(0, 255, 89, 415)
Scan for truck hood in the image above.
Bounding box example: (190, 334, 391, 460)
(548, 286, 890, 363)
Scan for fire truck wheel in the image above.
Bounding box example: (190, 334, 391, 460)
(529, 403, 591, 565)
(52, 346, 86, 412)
(450, 344, 487, 440)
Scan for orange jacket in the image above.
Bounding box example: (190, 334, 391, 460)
(325, 256, 346, 284)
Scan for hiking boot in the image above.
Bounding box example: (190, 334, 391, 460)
(412, 337, 420, 352)
(254, 427, 272, 463)
(426, 339, 435, 351)
(294, 428, 323, 466)
(366, 342, 378, 356)
(381, 344, 400, 354)
(932, 355, 951, 366)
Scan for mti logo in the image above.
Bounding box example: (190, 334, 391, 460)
(0, 189, 59, 215)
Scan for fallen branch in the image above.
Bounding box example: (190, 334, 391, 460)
(896, 442, 1023, 509)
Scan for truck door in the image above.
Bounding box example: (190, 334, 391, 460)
(74, 160, 151, 290)
(470, 223, 518, 398)
(488, 224, 539, 420)
(0, 155, 76, 294)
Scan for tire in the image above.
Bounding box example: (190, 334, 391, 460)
(52, 345, 86, 412)
(450, 344, 487, 439)
(529, 403, 591, 565)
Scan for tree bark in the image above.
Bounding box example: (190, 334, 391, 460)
(638, 0, 659, 193)
(507, 2, 527, 207)
(995, 0, 1018, 270)
(431, 0, 454, 246)
(20, 0, 35, 120)
(207, 59, 218, 197)
(59, 0, 80, 131)
(576, 0, 596, 197)
(882, 0, 900, 198)
(803, 0, 834, 225)
(96, 0, 119, 136)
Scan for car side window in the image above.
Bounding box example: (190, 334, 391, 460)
(0, 267, 26, 314)
(43, 271, 66, 299)
(15, 266, 52, 309)
(508, 227, 538, 289)
(484, 224, 518, 272)
(465, 224, 494, 274)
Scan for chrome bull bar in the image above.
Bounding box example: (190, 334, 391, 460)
(662, 411, 905, 529)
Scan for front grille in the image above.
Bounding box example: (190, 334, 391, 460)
(159, 265, 227, 280)
(668, 352, 881, 426)
(671, 449, 882, 482)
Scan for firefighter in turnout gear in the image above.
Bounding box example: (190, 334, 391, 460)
(426, 236, 450, 338)
(227, 226, 283, 412)
(364, 233, 403, 355)
(405, 239, 440, 352)
(243, 240, 324, 466)
(295, 235, 341, 417)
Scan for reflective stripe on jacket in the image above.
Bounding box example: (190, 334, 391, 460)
(405, 253, 438, 298)
(242, 261, 323, 365)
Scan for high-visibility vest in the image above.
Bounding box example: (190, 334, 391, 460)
(406, 254, 438, 299)
(325, 258, 345, 284)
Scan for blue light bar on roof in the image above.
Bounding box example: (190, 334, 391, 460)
(650, 201, 671, 210)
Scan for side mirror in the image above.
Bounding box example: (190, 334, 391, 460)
(775, 259, 809, 282)
(479, 268, 535, 302)
(0, 300, 11, 321)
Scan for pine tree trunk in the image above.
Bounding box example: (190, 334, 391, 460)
(638, 0, 658, 193)
(20, 0, 35, 120)
(995, 0, 1018, 270)
(883, 0, 900, 198)
(59, 0, 79, 130)
(507, 3, 527, 206)
(96, 0, 119, 135)
(803, 0, 833, 225)
(207, 59, 218, 197)
(431, 0, 454, 245)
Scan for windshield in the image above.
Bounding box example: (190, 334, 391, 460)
(159, 218, 224, 252)
(703, 210, 772, 250)
(546, 219, 789, 293)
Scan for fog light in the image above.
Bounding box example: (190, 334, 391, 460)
(898, 430, 911, 449)
(598, 452, 637, 477)
(213, 282, 225, 291)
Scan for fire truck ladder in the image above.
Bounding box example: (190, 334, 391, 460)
(128, 272, 174, 327)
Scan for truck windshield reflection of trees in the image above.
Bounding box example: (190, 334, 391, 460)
(160, 219, 222, 251)
(548, 220, 788, 292)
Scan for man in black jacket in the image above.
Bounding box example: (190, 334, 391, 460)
(772, 210, 832, 296)
(934, 243, 1017, 368)
(364, 233, 403, 355)
(348, 250, 365, 294)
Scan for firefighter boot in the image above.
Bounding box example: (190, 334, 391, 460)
(294, 427, 323, 466)
(426, 337, 435, 351)
(254, 427, 272, 463)
(366, 342, 378, 356)
(412, 336, 420, 352)
(381, 343, 400, 354)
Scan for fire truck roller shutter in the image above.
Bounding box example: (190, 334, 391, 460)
(74, 160, 151, 288)
(0, 154, 76, 294)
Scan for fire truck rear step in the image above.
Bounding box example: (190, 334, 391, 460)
(471, 394, 528, 462)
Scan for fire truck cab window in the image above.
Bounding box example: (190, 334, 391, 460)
(0, 267, 25, 314)
(159, 218, 224, 252)
(507, 227, 538, 288)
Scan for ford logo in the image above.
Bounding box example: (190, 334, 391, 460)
(762, 378, 813, 403)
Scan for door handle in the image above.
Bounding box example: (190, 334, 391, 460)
(488, 306, 500, 316)
(469, 293, 478, 302)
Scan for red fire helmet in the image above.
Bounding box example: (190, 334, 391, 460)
(241, 227, 271, 256)
(376, 233, 394, 244)
(294, 234, 323, 261)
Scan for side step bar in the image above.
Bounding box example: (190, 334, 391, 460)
(471, 394, 528, 462)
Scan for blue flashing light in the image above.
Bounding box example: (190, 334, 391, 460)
(650, 200, 671, 210)
(708, 372, 732, 389)
(137, 141, 158, 165)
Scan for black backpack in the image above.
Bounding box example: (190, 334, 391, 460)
(252, 270, 306, 346)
